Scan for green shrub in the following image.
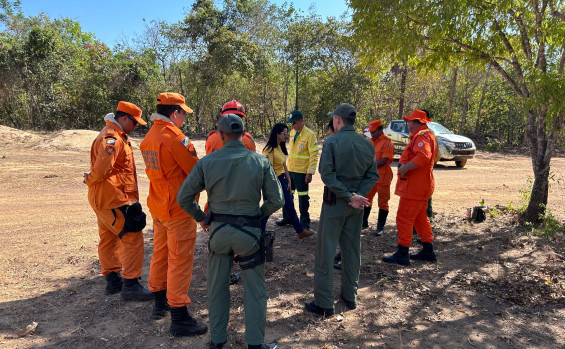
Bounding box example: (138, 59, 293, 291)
(484, 137, 502, 152)
(525, 205, 564, 239)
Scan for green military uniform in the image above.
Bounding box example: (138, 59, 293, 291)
(314, 124, 378, 309)
(177, 116, 283, 346)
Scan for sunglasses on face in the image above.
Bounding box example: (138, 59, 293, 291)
(127, 116, 139, 126)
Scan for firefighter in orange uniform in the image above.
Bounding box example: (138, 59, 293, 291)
(84, 101, 153, 301)
(383, 110, 439, 266)
(364, 120, 394, 236)
(141, 93, 207, 337)
(205, 100, 256, 154)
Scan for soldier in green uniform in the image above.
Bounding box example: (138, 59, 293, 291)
(177, 114, 284, 349)
(305, 103, 378, 316)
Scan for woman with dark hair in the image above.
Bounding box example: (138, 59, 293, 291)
(327, 118, 336, 136)
(261, 123, 315, 239)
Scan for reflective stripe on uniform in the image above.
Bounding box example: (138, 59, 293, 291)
(297, 191, 308, 196)
(289, 154, 310, 159)
(308, 168, 316, 173)
(308, 147, 318, 152)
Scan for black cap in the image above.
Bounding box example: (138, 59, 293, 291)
(218, 114, 244, 133)
(332, 103, 356, 121)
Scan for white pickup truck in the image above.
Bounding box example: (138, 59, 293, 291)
(382, 120, 476, 167)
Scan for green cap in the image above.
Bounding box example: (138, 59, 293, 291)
(218, 114, 244, 133)
(332, 103, 356, 121)
(286, 110, 303, 123)
(327, 111, 334, 117)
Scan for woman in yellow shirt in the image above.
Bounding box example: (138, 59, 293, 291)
(261, 123, 315, 239)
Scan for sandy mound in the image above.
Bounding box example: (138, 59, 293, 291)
(35, 130, 143, 152)
(0, 125, 43, 146)
(34, 130, 99, 152)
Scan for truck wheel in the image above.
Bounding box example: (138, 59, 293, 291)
(455, 160, 467, 167)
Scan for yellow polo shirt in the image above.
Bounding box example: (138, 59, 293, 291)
(262, 145, 286, 176)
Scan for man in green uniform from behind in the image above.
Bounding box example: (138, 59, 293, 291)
(305, 103, 378, 316)
(177, 114, 284, 349)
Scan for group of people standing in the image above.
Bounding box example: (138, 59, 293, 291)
(84, 94, 438, 349)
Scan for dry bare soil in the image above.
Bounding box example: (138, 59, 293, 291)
(0, 125, 564, 349)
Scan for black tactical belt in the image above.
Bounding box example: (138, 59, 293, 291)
(210, 213, 261, 228)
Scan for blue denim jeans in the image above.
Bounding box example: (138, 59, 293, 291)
(261, 174, 304, 234)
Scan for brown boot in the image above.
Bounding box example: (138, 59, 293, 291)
(297, 229, 315, 239)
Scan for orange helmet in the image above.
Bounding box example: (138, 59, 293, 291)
(220, 100, 246, 118)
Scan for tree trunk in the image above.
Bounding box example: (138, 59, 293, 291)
(459, 82, 469, 133)
(446, 67, 458, 125)
(283, 63, 289, 116)
(178, 68, 184, 96)
(262, 79, 267, 135)
(397, 62, 407, 119)
(369, 82, 378, 118)
(524, 108, 555, 223)
(475, 76, 488, 132)
(295, 60, 299, 110)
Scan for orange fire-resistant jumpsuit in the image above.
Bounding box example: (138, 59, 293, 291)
(205, 130, 256, 154)
(395, 124, 438, 247)
(140, 117, 199, 307)
(366, 134, 394, 210)
(85, 119, 144, 279)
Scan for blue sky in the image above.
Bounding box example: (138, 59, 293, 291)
(17, 0, 350, 47)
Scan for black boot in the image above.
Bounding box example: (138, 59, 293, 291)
(105, 272, 123, 295)
(362, 207, 371, 229)
(410, 242, 437, 262)
(248, 343, 278, 349)
(413, 227, 422, 244)
(230, 272, 241, 285)
(333, 251, 342, 270)
(375, 209, 388, 236)
(152, 290, 170, 319)
(382, 245, 410, 266)
(169, 306, 208, 337)
(304, 301, 334, 316)
(275, 218, 289, 226)
(209, 341, 226, 349)
(334, 251, 341, 262)
(121, 277, 153, 301)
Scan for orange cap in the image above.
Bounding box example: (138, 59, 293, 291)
(403, 110, 430, 123)
(157, 92, 193, 114)
(117, 101, 146, 125)
(368, 120, 382, 132)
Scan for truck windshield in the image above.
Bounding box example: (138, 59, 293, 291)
(428, 122, 452, 134)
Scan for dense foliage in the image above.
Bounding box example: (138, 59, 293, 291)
(349, 0, 565, 222)
(0, 0, 540, 148)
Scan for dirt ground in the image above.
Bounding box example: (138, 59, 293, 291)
(0, 125, 564, 349)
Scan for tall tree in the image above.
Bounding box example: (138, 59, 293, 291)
(446, 67, 458, 125)
(350, 0, 565, 223)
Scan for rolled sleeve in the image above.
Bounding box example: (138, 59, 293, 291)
(410, 136, 433, 168)
(177, 162, 207, 222)
(307, 135, 319, 174)
(85, 140, 119, 186)
(319, 141, 353, 202)
(356, 157, 379, 197)
(171, 136, 199, 175)
(260, 163, 284, 217)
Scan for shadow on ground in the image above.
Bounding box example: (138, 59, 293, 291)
(1, 213, 564, 349)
